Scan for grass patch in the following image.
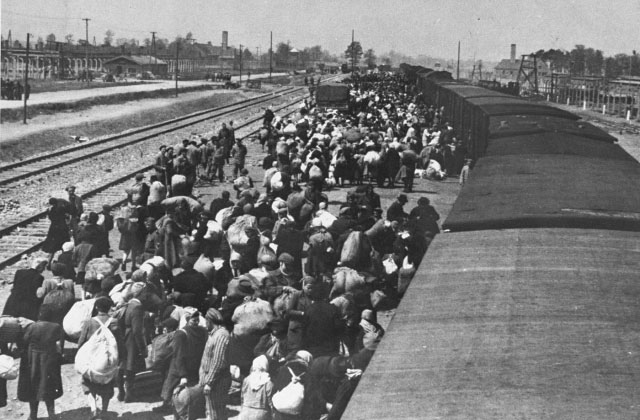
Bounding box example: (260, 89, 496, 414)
(29, 79, 148, 93)
(1, 84, 229, 123)
(0, 92, 247, 163)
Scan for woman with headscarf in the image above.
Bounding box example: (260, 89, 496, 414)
(17, 304, 65, 420)
(272, 350, 313, 420)
(42, 198, 71, 269)
(77, 296, 119, 419)
(239, 355, 274, 420)
(2, 258, 47, 321)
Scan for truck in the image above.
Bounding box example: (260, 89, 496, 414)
(315, 83, 351, 112)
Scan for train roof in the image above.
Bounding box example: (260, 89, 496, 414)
(443, 154, 640, 232)
(343, 228, 640, 420)
(442, 84, 513, 99)
(485, 132, 633, 159)
(467, 97, 579, 119)
(488, 114, 617, 143)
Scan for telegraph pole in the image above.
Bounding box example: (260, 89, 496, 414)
(83, 18, 90, 85)
(351, 29, 355, 74)
(269, 31, 273, 82)
(239, 44, 243, 82)
(457, 41, 461, 80)
(23, 33, 30, 124)
(175, 41, 179, 97)
(151, 31, 157, 74)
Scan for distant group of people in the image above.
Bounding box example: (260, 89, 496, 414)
(0, 71, 467, 420)
(1, 79, 30, 100)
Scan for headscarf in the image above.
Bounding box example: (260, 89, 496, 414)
(247, 355, 271, 391)
(293, 350, 313, 368)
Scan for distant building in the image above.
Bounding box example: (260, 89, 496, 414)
(494, 44, 550, 83)
(103, 55, 168, 76)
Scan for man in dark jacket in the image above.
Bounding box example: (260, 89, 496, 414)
(209, 190, 234, 217)
(120, 281, 148, 402)
(386, 194, 408, 223)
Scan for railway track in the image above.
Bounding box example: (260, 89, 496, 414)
(0, 85, 300, 186)
(0, 84, 321, 272)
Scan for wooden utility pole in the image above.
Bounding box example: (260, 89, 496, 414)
(151, 31, 157, 74)
(239, 44, 243, 82)
(351, 29, 355, 74)
(23, 33, 30, 124)
(83, 18, 90, 85)
(175, 41, 179, 97)
(269, 31, 273, 82)
(457, 41, 460, 80)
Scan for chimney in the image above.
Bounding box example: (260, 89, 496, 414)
(222, 31, 228, 50)
(510, 44, 516, 64)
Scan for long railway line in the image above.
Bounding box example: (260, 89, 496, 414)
(0, 86, 299, 186)
(0, 79, 335, 273)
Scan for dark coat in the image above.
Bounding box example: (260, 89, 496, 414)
(121, 299, 146, 372)
(2, 268, 44, 321)
(18, 321, 64, 402)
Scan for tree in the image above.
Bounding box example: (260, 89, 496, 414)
(65, 34, 74, 44)
(344, 41, 363, 68)
(364, 48, 377, 68)
(46, 33, 56, 43)
(382, 57, 392, 66)
(242, 48, 253, 60)
(104, 30, 114, 46)
(275, 42, 291, 66)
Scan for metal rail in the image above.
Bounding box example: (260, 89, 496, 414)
(0, 87, 302, 186)
(0, 88, 317, 270)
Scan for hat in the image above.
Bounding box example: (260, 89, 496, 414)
(237, 278, 255, 296)
(62, 241, 74, 252)
(135, 173, 145, 181)
(259, 253, 278, 268)
(205, 308, 223, 324)
(397, 194, 408, 203)
(241, 168, 249, 175)
(66, 185, 76, 192)
(102, 204, 112, 212)
(161, 317, 179, 331)
(277, 253, 294, 264)
(418, 197, 430, 206)
(328, 356, 349, 378)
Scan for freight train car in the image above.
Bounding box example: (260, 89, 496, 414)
(342, 82, 640, 419)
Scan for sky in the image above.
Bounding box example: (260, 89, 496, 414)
(1, 0, 639, 63)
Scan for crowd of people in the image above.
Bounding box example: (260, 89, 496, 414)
(0, 71, 467, 420)
(1, 79, 30, 100)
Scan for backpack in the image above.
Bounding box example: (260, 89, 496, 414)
(75, 317, 119, 384)
(272, 367, 305, 415)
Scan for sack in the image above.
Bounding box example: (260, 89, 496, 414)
(398, 256, 416, 295)
(330, 267, 366, 299)
(283, 123, 297, 135)
(363, 150, 380, 165)
(162, 196, 203, 214)
(109, 281, 133, 307)
(272, 290, 295, 320)
(75, 317, 119, 384)
(382, 257, 398, 275)
(216, 206, 236, 230)
(42, 288, 75, 313)
(85, 258, 119, 281)
(309, 164, 323, 180)
(173, 383, 206, 420)
(0, 316, 24, 343)
(203, 220, 223, 242)
(272, 367, 305, 415)
(233, 176, 251, 190)
(148, 181, 166, 205)
(193, 254, 216, 284)
(145, 331, 174, 370)
(270, 172, 284, 191)
(63, 299, 96, 341)
(257, 244, 277, 265)
(231, 297, 274, 337)
(171, 174, 187, 194)
(370, 289, 389, 310)
(340, 231, 371, 268)
(227, 216, 258, 249)
(0, 354, 18, 380)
